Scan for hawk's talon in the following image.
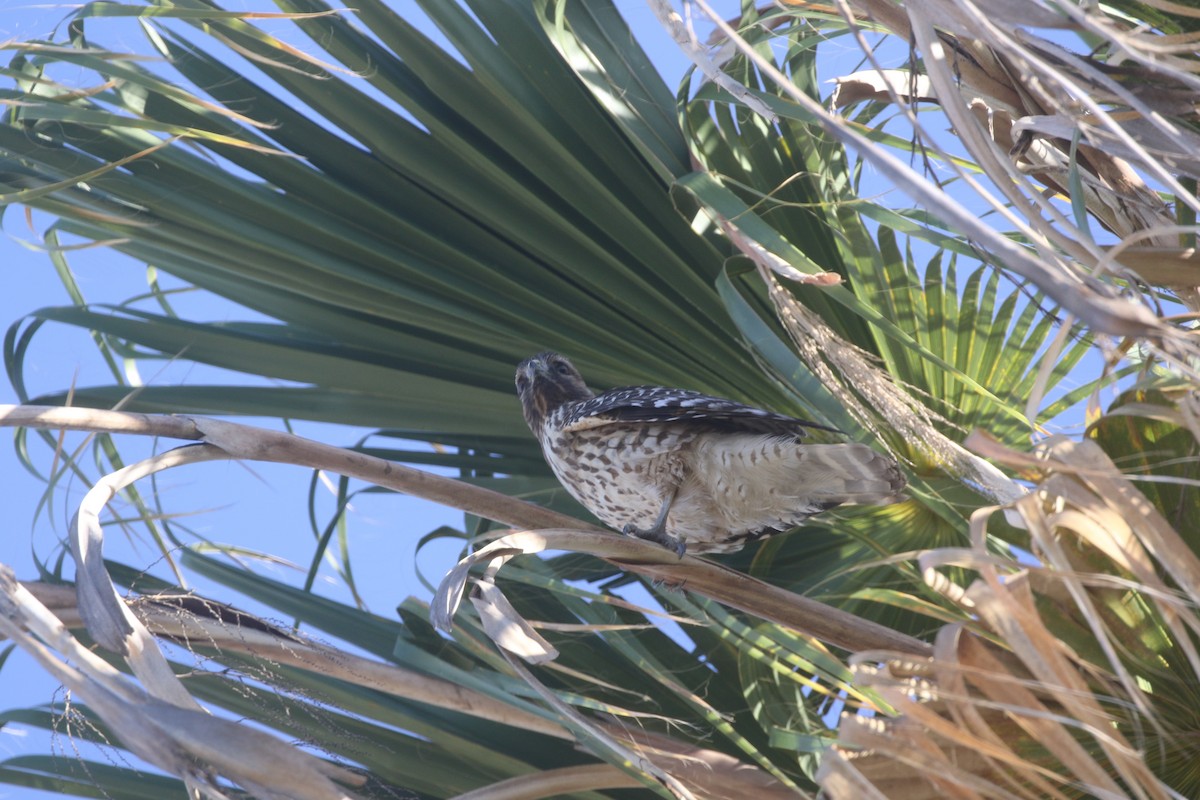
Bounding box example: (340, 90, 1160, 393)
(622, 523, 687, 559)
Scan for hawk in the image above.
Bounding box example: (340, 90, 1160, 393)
(516, 352, 905, 556)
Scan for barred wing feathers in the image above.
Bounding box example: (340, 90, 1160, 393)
(555, 386, 841, 438)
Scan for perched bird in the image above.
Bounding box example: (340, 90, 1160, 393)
(515, 352, 906, 556)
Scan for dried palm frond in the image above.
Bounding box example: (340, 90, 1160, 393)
(820, 434, 1200, 799)
(689, 0, 1199, 362)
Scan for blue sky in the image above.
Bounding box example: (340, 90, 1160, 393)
(0, 4, 697, 796)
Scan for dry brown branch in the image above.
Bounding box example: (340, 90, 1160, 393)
(0, 404, 591, 532)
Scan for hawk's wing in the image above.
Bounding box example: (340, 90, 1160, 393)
(557, 386, 841, 437)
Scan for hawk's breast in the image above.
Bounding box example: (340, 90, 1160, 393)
(538, 419, 697, 531)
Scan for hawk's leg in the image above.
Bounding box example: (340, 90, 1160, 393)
(621, 488, 686, 558)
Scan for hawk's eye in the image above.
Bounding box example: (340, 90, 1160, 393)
(554, 362, 572, 376)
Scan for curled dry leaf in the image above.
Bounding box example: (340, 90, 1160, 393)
(431, 529, 682, 644)
(830, 70, 937, 109)
(645, 0, 777, 122)
(471, 580, 560, 664)
(71, 443, 228, 710)
(1012, 114, 1200, 183)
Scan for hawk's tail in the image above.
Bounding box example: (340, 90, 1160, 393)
(800, 443, 906, 505)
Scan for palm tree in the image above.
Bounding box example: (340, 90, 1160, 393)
(2, 0, 1197, 798)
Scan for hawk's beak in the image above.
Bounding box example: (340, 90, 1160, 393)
(527, 358, 555, 384)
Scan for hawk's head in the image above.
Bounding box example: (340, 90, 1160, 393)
(516, 352, 594, 434)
